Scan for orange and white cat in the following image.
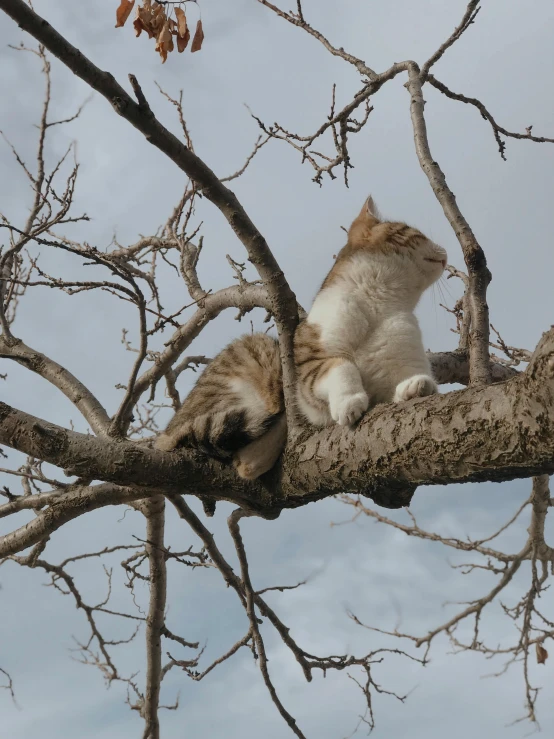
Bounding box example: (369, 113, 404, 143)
(155, 196, 447, 480)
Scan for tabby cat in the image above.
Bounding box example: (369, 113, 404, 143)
(155, 196, 447, 480)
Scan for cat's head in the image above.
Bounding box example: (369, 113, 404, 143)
(347, 196, 447, 289)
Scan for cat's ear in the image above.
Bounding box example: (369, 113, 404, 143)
(347, 195, 380, 243)
(351, 195, 381, 231)
(364, 195, 381, 222)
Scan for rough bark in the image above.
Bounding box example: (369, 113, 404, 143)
(1, 329, 552, 524)
(428, 351, 517, 385)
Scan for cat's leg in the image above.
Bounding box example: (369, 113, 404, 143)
(296, 285, 370, 425)
(393, 374, 437, 402)
(375, 316, 438, 403)
(316, 360, 369, 426)
(233, 414, 287, 480)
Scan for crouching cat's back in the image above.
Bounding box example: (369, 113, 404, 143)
(154, 333, 287, 480)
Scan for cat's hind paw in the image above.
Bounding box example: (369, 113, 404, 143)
(330, 391, 369, 426)
(154, 432, 179, 451)
(394, 374, 437, 402)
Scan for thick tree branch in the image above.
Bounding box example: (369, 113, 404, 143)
(0, 336, 110, 434)
(528, 475, 554, 561)
(1, 328, 553, 528)
(0, 483, 149, 557)
(428, 350, 517, 385)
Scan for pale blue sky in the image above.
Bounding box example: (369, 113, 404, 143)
(1, 1, 554, 737)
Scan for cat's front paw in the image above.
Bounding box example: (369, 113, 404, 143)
(394, 374, 437, 402)
(330, 391, 369, 426)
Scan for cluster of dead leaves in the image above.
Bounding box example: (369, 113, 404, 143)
(116, 0, 204, 63)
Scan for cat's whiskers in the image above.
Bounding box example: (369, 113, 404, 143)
(438, 274, 454, 301)
(431, 282, 440, 325)
(436, 278, 448, 308)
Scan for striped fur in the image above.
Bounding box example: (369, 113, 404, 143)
(156, 196, 446, 480)
(155, 334, 286, 480)
(294, 196, 447, 427)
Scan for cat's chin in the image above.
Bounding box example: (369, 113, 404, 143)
(418, 263, 445, 285)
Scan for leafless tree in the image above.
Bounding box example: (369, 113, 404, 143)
(0, 1, 553, 736)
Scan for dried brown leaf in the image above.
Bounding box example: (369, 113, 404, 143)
(536, 643, 548, 665)
(133, 6, 147, 37)
(136, 6, 155, 38)
(115, 0, 135, 28)
(155, 20, 172, 64)
(150, 3, 166, 33)
(174, 7, 188, 37)
(177, 26, 191, 53)
(191, 19, 204, 53)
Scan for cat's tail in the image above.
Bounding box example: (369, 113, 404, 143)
(155, 407, 287, 480)
(154, 333, 287, 479)
(154, 408, 283, 460)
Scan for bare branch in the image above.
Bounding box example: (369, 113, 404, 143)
(420, 1, 481, 80)
(220, 134, 271, 183)
(142, 496, 166, 739)
(0, 667, 16, 704)
(342, 474, 554, 727)
(256, 0, 377, 79)
(0, 483, 150, 557)
(0, 0, 300, 419)
(406, 63, 492, 385)
(0, 337, 110, 434)
(182, 631, 252, 682)
(228, 509, 306, 738)
(428, 350, 518, 385)
(169, 497, 425, 727)
(4, 551, 142, 686)
(335, 495, 529, 564)
(427, 74, 554, 160)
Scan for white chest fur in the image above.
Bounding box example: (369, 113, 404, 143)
(302, 251, 438, 425)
